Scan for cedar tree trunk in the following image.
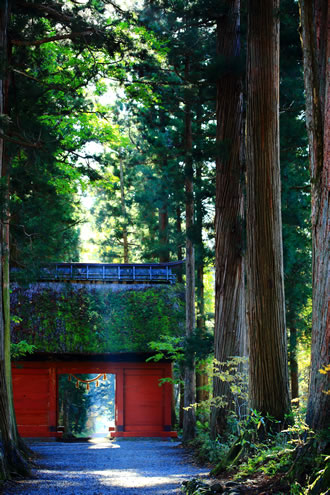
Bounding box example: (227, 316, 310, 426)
(299, 0, 329, 431)
(211, 0, 246, 437)
(182, 57, 196, 442)
(0, 0, 30, 478)
(246, 0, 291, 424)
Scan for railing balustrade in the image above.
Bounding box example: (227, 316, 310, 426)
(31, 262, 179, 284)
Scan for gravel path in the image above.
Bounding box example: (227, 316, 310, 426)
(2, 438, 209, 494)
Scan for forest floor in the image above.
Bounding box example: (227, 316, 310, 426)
(1, 438, 209, 494)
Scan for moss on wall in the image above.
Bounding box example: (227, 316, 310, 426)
(10, 283, 185, 353)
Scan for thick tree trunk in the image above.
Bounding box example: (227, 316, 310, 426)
(175, 204, 184, 425)
(0, 1, 30, 479)
(246, 0, 291, 424)
(299, 0, 329, 431)
(211, 0, 246, 437)
(182, 57, 196, 443)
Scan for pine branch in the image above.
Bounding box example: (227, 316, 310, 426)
(11, 30, 95, 47)
(12, 220, 83, 238)
(290, 185, 311, 192)
(104, 0, 128, 17)
(16, 1, 75, 24)
(13, 69, 97, 95)
(0, 133, 42, 149)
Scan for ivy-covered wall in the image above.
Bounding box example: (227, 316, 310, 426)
(11, 283, 185, 353)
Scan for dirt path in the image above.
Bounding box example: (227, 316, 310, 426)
(3, 438, 208, 494)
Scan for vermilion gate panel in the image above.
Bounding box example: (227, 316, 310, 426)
(12, 360, 176, 438)
(12, 368, 52, 437)
(124, 369, 163, 432)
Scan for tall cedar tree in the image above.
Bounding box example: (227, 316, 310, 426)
(299, 0, 329, 431)
(211, 0, 246, 437)
(0, 0, 30, 479)
(246, 0, 291, 424)
(183, 55, 196, 442)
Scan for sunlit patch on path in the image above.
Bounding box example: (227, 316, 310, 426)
(3, 439, 208, 494)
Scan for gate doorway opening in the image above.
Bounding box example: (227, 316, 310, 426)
(58, 373, 116, 438)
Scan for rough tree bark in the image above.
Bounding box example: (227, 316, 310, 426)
(182, 56, 196, 443)
(0, 0, 30, 479)
(299, 0, 329, 431)
(211, 0, 246, 438)
(246, 0, 291, 424)
(176, 206, 184, 428)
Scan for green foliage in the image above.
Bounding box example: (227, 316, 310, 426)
(11, 284, 185, 353)
(148, 335, 185, 364)
(6, 0, 142, 275)
(190, 420, 229, 466)
(10, 340, 36, 360)
(186, 403, 329, 495)
(184, 357, 248, 423)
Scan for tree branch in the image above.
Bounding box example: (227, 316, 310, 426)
(16, 1, 74, 24)
(11, 30, 95, 47)
(12, 68, 95, 95)
(290, 185, 311, 192)
(0, 133, 42, 149)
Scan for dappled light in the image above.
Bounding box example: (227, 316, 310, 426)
(2, 440, 209, 494)
(87, 439, 120, 449)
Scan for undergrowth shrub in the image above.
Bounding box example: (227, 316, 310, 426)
(186, 399, 329, 495)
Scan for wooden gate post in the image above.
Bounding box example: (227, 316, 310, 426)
(115, 369, 124, 432)
(49, 367, 57, 435)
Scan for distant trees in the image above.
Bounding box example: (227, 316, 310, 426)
(280, 0, 311, 403)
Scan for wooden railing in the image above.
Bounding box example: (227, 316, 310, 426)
(34, 262, 182, 284)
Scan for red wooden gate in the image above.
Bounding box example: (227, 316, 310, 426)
(12, 356, 177, 438)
